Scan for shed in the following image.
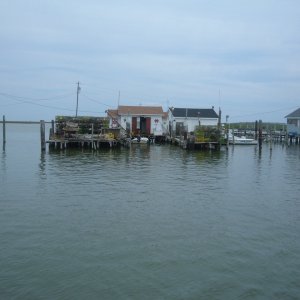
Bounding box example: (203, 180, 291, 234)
(107, 105, 165, 136)
(285, 108, 300, 136)
(168, 107, 219, 136)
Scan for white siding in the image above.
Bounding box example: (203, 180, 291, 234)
(120, 114, 130, 130)
(173, 117, 218, 132)
(151, 116, 163, 136)
(287, 124, 300, 135)
(162, 118, 169, 135)
(110, 114, 164, 135)
(287, 118, 300, 135)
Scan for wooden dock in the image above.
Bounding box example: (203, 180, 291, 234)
(47, 135, 122, 150)
(45, 116, 128, 150)
(33, 116, 297, 152)
(169, 126, 221, 151)
(171, 137, 220, 150)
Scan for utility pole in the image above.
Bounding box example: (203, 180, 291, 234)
(75, 81, 80, 117)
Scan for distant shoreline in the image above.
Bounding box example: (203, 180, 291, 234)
(0, 121, 51, 124)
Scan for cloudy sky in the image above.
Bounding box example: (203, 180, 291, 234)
(0, 0, 299, 122)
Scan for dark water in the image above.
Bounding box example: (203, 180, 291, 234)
(1, 124, 300, 299)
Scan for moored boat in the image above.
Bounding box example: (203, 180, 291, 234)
(229, 135, 257, 145)
(131, 137, 149, 144)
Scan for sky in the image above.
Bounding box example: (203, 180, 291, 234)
(0, 0, 300, 123)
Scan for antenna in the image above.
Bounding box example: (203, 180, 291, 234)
(75, 81, 81, 117)
(118, 90, 120, 107)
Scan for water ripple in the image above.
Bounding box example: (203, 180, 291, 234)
(1, 128, 300, 299)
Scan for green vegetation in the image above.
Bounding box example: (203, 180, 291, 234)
(194, 126, 220, 142)
(55, 116, 109, 136)
(229, 122, 286, 131)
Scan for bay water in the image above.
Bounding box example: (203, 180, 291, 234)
(1, 124, 300, 299)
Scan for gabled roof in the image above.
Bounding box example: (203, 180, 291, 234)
(285, 108, 300, 118)
(162, 112, 168, 119)
(170, 107, 218, 118)
(117, 105, 164, 115)
(106, 109, 118, 118)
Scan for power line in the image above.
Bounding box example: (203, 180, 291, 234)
(0, 92, 74, 102)
(0, 93, 106, 114)
(81, 93, 112, 107)
(3, 97, 75, 112)
(230, 105, 299, 120)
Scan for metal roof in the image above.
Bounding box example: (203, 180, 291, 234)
(285, 108, 300, 118)
(170, 107, 219, 118)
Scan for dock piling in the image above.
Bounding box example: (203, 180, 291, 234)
(40, 120, 46, 152)
(2, 115, 6, 145)
(91, 123, 94, 150)
(226, 115, 229, 150)
(51, 120, 55, 138)
(258, 120, 263, 149)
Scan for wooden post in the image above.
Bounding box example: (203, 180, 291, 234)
(226, 115, 229, 150)
(226, 126, 229, 150)
(255, 120, 258, 140)
(258, 120, 263, 149)
(51, 120, 55, 139)
(91, 123, 94, 150)
(218, 107, 222, 149)
(40, 120, 46, 152)
(2, 115, 6, 145)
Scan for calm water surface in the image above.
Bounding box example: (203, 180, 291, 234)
(1, 124, 300, 299)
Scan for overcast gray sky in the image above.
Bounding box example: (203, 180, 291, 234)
(0, 0, 299, 122)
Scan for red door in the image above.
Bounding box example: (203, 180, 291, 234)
(146, 117, 151, 135)
(132, 117, 137, 134)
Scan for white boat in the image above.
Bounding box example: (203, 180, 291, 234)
(131, 137, 149, 144)
(229, 135, 257, 145)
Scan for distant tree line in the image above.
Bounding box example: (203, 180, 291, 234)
(229, 122, 286, 131)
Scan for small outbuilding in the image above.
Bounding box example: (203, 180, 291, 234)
(168, 107, 219, 136)
(107, 105, 165, 137)
(285, 108, 300, 137)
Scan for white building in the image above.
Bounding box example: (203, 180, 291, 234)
(168, 107, 219, 136)
(285, 108, 300, 136)
(107, 105, 166, 136)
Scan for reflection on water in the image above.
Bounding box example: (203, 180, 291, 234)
(1, 149, 6, 181)
(1, 124, 300, 299)
(39, 152, 46, 174)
